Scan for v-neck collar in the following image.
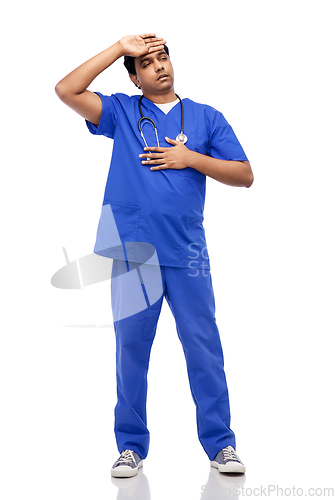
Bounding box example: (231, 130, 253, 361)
(152, 97, 180, 115)
(140, 95, 183, 117)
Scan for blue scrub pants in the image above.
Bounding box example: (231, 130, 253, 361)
(111, 260, 236, 461)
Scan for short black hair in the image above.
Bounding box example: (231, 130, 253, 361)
(124, 45, 169, 75)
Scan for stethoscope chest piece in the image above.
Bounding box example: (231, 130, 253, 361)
(176, 133, 188, 144)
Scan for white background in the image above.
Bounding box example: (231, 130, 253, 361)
(1, 1, 334, 498)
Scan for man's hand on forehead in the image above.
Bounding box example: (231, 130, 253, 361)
(119, 34, 166, 58)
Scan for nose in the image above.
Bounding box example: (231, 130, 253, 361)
(155, 59, 164, 72)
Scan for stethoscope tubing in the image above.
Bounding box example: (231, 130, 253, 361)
(138, 94, 187, 147)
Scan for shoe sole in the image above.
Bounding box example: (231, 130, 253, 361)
(111, 460, 143, 478)
(211, 460, 246, 474)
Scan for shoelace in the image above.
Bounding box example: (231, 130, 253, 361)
(222, 446, 242, 463)
(118, 449, 136, 464)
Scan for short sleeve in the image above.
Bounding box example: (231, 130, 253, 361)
(85, 92, 122, 139)
(208, 110, 249, 162)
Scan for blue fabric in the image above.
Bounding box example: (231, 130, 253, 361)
(111, 260, 236, 461)
(86, 93, 249, 269)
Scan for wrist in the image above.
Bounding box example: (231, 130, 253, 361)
(187, 149, 199, 169)
(115, 40, 126, 58)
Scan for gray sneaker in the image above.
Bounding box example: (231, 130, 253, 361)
(211, 445, 246, 474)
(111, 449, 144, 478)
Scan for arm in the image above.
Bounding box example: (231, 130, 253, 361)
(186, 152, 253, 188)
(139, 138, 254, 188)
(54, 34, 166, 126)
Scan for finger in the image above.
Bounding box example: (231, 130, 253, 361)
(146, 37, 166, 44)
(139, 153, 163, 159)
(147, 41, 167, 53)
(139, 33, 157, 39)
(141, 158, 165, 165)
(148, 44, 166, 53)
(141, 147, 168, 153)
(141, 36, 166, 46)
(150, 165, 168, 171)
(165, 136, 178, 145)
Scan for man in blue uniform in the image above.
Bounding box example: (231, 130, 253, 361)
(55, 33, 254, 478)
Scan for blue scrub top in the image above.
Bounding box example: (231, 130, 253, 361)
(86, 93, 249, 269)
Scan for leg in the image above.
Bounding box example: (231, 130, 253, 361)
(164, 266, 236, 461)
(111, 259, 165, 460)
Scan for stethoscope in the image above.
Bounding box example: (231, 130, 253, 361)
(138, 93, 188, 149)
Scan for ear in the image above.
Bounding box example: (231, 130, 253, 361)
(129, 74, 141, 89)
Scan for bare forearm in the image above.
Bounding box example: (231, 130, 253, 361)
(55, 42, 123, 98)
(188, 151, 254, 188)
(140, 138, 254, 187)
(54, 34, 166, 124)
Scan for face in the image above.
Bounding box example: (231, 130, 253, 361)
(131, 50, 174, 97)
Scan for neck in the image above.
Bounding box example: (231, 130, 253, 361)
(142, 88, 177, 104)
